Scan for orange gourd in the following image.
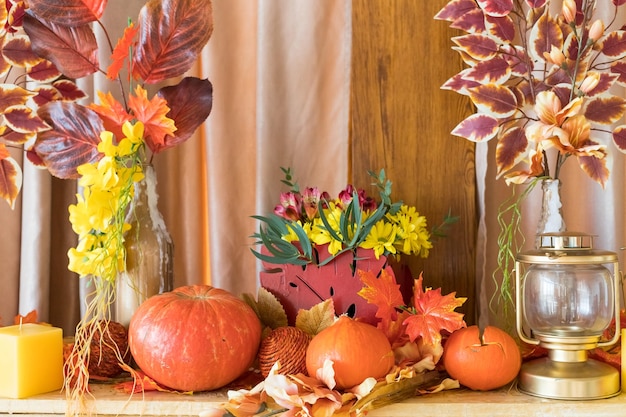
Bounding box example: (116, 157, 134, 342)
(305, 316, 394, 389)
(128, 285, 262, 392)
(443, 325, 521, 391)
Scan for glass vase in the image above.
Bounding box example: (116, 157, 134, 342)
(535, 179, 566, 248)
(114, 165, 174, 327)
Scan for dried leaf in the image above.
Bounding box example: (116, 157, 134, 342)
(402, 274, 466, 346)
(295, 299, 335, 337)
(351, 370, 447, 415)
(249, 287, 288, 330)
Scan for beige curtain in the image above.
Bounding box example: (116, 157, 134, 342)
(0, 0, 351, 336)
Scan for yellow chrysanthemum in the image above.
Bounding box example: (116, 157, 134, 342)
(360, 220, 397, 258)
(388, 205, 432, 258)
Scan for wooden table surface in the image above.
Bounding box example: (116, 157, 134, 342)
(3, 383, 626, 417)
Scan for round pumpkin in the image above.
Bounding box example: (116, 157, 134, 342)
(306, 316, 394, 389)
(128, 285, 262, 392)
(443, 325, 521, 391)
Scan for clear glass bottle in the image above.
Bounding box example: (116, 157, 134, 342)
(114, 165, 174, 327)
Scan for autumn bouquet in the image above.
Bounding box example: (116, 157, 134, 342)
(202, 271, 467, 417)
(436, 0, 626, 187)
(252, 168, 438, 266)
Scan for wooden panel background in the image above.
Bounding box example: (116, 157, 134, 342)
(350, 0, 477, 323)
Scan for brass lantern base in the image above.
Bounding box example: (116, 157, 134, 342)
(519, 356, 620, 400)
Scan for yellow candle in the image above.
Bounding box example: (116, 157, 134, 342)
(622, 329, 626, 393)
(0, 323, 64, 399)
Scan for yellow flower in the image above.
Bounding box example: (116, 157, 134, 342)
(118, 121, 145, 156)
(97, 131, 117, 157)
(361, 220, 397, 259)
(388, 205, 432, 258)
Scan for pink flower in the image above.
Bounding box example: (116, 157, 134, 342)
(301, 187, 321, 220)
(589, 19, 604, 42)
(274, 192, 302, 221)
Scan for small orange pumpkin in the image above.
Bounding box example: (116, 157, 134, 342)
(443, 325, 521, 391)
(305, 316, 394, 389)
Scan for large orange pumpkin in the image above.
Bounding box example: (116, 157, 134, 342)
(306, 316, 394, 389)
(443, 325, 521, 391)
(128, 285, 262, 392)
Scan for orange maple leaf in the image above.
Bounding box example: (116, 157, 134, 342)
(89, 91, 132, 129)
(357, 268, 404, 323)
(402, 273, 466, 346)
(128, 85, 177, 152)
(106, 23, 139, 80)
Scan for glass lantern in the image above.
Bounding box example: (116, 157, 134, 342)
(515, 232, 621, 400)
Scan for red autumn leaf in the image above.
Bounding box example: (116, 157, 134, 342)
(27, 60, 62, 83)
(485, 14, 515, 42)
(477, 0, 513, 17)
(1, 33, 41, 68)
(52, 80, 87, 102)
(452, 33, 499, 61)
(611, 61, 626, 86)
(402, 274, 466, 346)
(132, 0, 213, 84)
(1, 128, 35, 145)
(0, 84, 35, 112)
(4, 105, 49, 133)
(450, 8, 486, 33)
(128, 85, 176, 150)
(600, 30, 626, 59)
(25, 0, 105, 26)
(155, 77, 213, 153)
(357, 268, 404, 324)
(32, 101, 104, 179)
(613, 125, 626, 152)
(434, 0, 478, 22)
(451, 113, 499, 142)
(106, 22, 139, 80)
(31, 86, 61, 107)
(585, 96, 626, 125)
(578, 154, 609, 188)
(14, 310, 38, 325)
(463, 56, 511, 84)
(469, 83, 518, 117)
(495, 126, 529, 175)
(23, 12, 99, 79)
(441, 70, 481, 94)
(529, 10, 563, 61)
(526, 0, 547, 6)
(0, 144, 21, 209)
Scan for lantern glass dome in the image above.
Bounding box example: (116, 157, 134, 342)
(523, 263, 613, 337)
